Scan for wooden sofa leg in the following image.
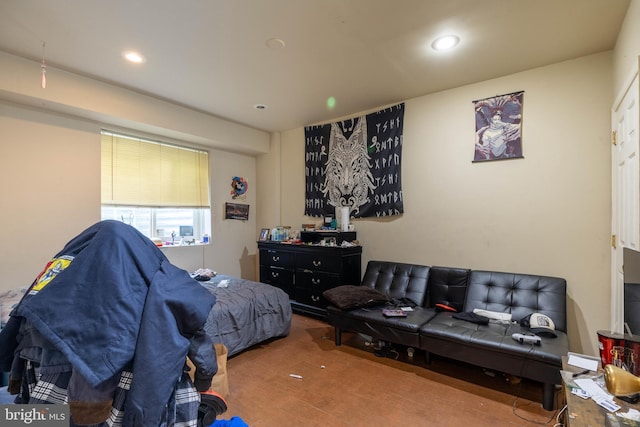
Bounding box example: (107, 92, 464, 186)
(542, 383, 555, 411)
(425, 351, 432, 364)
(334, 327, 342, 346)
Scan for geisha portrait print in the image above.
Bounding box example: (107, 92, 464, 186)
(473, 91, 524, 162)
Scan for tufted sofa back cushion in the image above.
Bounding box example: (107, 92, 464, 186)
(625, 283, 640, 335)
(361, 261, 430, 306)
(426, 266, 470, 311)
(465, 270, 567, 332)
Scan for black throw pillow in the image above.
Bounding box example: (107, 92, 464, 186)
(323, 285, 390, 310)
(452, 312, 490, 325)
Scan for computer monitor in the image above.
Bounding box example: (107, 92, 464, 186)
(179, 225, 194, 238)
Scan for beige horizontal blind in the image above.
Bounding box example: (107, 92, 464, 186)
(101, 132, 210, 208)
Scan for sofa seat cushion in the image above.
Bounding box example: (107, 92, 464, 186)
(327, 305, 438, 348)
(419, 312, 568, 366)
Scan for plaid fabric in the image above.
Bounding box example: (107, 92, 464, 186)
(104, 370, 132, 427)
(172, 376, 200, 427)
(12, 360, 70, 405)
(15, 359, 200, 427)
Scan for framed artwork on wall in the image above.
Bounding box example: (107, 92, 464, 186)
(225, 202, 249, 221)
(473, 91, 524, 162)
(230, 176, 248, 200)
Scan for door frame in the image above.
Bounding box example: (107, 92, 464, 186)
(611, 64, 640, 333)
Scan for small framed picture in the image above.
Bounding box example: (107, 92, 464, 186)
(225, 202, 250, 221)
(259, 228, 270, 241)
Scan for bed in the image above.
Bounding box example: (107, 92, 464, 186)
(197, 274, 292, 356)
(0, 274, 292, 360)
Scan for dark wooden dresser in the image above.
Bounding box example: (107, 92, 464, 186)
(258, 233, 361, 317)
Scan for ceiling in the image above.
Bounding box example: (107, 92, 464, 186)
(0, 0, 631, 133)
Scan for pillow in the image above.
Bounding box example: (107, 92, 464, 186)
(323, 285, 390, 310)
(193, 268, 217, 281)
(0, 287, 28, 327)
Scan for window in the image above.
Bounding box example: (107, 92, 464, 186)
(101, 131, 211, 243)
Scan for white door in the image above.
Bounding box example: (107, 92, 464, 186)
(612, 70, 639, 333)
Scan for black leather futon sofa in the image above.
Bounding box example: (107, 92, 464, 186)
(325, 260, 568, 411)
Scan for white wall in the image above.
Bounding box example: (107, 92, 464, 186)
(206, 149, 258, 280)
(0, 51, 270, 155)
(269, 53, 613, 355)
(0, 50, 269, 290)
(613, 0, 640, 96)
(0, 103, 101, 291)
(256, 133, 282, 231)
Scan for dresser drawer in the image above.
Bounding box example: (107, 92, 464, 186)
(293, 287, 329, 309)
(295, 269, 340, 292)
(259, 266, 294, 296)
(260, 249, 294, 268)
(296, 253, 342, 273)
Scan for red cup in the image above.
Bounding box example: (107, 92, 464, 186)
(598, 330, 625, 368)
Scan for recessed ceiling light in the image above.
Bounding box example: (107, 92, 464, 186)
(254, 104, 268, 110)
(123, 51, 145, 63)
(431, 35, 460, 51)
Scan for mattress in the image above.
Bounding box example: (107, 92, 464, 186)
(0, 275, 292, 358)
(198, 274, 292, 357)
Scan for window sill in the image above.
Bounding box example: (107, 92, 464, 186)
(159, 242, 209, 248)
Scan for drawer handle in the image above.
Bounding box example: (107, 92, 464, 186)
(271, 271, 280, 278)
(312, 295, 320, 302)
(312, 260, 322, 267)
(272, 255, 280, 262)
(312, 278, 321, 285)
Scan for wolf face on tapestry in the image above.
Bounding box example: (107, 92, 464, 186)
(304, 103, 405, 220)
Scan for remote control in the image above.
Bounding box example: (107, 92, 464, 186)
(512, 333, 541, 345)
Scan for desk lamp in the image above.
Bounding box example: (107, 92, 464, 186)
(604, 364, 640, 396)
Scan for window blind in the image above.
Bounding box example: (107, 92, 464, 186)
(101, 131, 210, 208)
